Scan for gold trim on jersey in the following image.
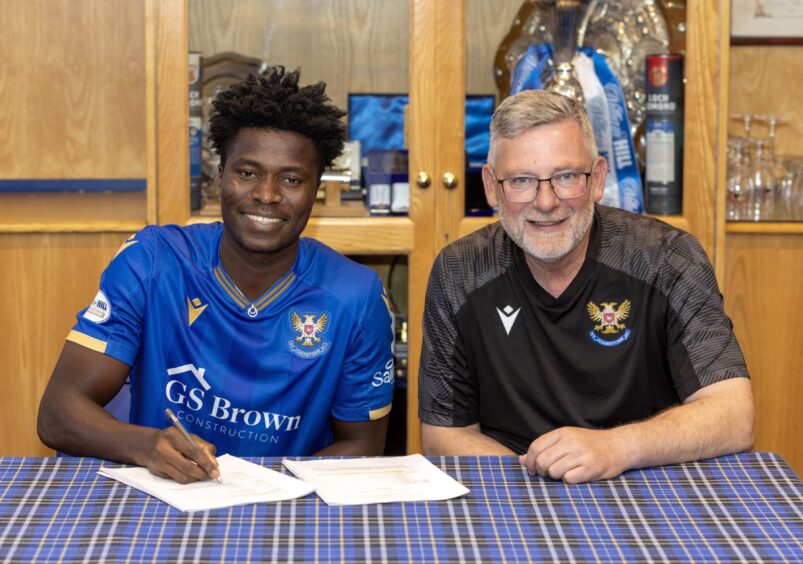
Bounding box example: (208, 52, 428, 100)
(213, 266, 249, 308)
(66, 330, 107, 354)
(213, 266, 297, 313)
(112, 235, 139, 260)
(369, 402, 392, 421)
(254, 272, 296, 312)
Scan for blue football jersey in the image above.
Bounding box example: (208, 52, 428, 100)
(68, 223, 395, 456)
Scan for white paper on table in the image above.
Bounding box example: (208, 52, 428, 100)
(282, 454, 469, 506)
(98, 454, 314, 512)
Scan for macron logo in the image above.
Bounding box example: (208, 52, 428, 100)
(496, 305, 521, 335)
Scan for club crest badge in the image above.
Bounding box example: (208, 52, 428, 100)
(586, 300, 632, 347)
(287, 311, 331, 359)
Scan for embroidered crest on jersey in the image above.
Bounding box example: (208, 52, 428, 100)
(83, 290, 112, 323)
(187, 297, 208, 327)
(587, 300, 631, 347)
(287, 311, 331, 359)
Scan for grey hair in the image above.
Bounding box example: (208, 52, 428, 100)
(487, 90, 598, 165)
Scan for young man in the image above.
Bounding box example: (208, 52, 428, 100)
(38, 68, 394, 483)
(419, 89, 753, 484)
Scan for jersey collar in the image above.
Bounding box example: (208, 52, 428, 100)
(212, 233, 303, 317)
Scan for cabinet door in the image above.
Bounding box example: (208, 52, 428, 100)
(407, 0, 465, 453)
(0, 0, 149, 232)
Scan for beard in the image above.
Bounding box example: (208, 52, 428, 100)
(498, 198, 595, 263)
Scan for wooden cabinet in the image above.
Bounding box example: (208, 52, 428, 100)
(148, 0, 727, 454)
(724, 44, 803, 474)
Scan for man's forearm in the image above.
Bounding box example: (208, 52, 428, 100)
(39, 394, 161, 467)
(519, 378, 754, 483)
(613, 378, 754, 471)
(314, 439, 384, 456)
(421, 423, 516, 456)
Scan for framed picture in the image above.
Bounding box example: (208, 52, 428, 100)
(731, 0, 803, 44)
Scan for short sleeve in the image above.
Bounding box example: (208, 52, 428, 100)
(330, 275, 394, 422)
(662, 233, 749, 399)
(66, 230, 154, 366)
(418, 250, 478, 427)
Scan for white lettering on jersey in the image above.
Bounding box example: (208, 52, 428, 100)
(83, 290, 112, 324)
(496, 305, 521, 335)
(164, 364, 302, 436)
(371, 358, 395, 388)
(208, 395, 301, 431)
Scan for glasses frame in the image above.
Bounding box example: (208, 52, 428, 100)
(491, 169, 593, 203)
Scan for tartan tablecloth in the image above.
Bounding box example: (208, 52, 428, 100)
(0, 453, 800, 562)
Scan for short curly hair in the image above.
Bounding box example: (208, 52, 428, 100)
(209, 66, 346, 173)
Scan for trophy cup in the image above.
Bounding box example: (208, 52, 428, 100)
(543, 0, 584, 103)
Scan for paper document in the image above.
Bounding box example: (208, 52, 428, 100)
(98, 454, 314, 512)
(282, 454, 469, 505)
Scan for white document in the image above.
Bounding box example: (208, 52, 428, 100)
(282, 454, 469, 506)
(98, 454, 314, 512)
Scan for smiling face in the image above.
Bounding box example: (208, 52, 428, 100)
(483, 119, 607, 270)
(219, 127, 320, 264)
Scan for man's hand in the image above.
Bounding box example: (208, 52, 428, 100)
(519, 427, 628, 484)
(519, 378, 754, 484)
(141, 427, 220, 484)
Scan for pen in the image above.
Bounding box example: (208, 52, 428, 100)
(164, 408, 223, 483)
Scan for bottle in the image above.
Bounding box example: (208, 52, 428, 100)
(644, 54, 684, 215)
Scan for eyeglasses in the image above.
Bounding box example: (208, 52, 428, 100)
(492, 169, 592, 203)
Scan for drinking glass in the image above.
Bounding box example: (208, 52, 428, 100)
(747, 138, 774, 221)
(726, 137, 753, 220)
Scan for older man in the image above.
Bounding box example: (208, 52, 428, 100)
(419, 89, 753, 483)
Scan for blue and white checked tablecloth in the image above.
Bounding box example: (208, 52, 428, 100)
(0, 453, 800, 562)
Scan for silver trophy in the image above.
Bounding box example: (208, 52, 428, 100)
(495, 0, 679, 144)
(543, 0, 584, 103)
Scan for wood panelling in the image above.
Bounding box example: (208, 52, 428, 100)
(466, 1, 521, 97)
(0, 0, 147, 454)
(189, 1, 522, 111)
(726, 35, 803, 478)
(0, 0, 148, 228)
(724, 233, 803, 475)
(729, 46, 803, 156)
(681, 0, 722, 262)
(189, 0, 410, 112)
(0, 193, 146, 230)
(0, 0, 146, 179)
(407, 0, 466, 453)
(153, 0, 190, 225)
(0, 233, 129, 456)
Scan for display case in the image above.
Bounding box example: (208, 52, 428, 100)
(144, 0, 729, 453)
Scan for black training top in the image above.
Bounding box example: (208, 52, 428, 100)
(419, 205, 748, 453)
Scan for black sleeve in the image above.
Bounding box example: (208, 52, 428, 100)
(661, 232, 749, 400)
(418, 251, 479, 427)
